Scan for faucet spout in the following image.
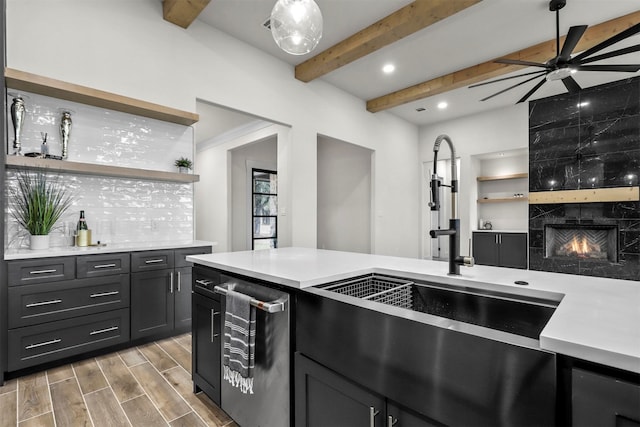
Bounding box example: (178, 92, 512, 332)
(429, 134, 473, 275)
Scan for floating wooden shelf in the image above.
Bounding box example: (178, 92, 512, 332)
(478, 197, 528, 204)
(529, 187, 639, 204)
(5, 156, 200, 183)
(5, 68, 199, 126)
(477, 172, 528, 182)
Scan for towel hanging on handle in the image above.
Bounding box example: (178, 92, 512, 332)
(223, 285, 256, 394)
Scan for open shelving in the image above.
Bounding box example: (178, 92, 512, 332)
(4, 68, 200, 183)
(5, 68, 199, 126)
(6, 155, 200, 183)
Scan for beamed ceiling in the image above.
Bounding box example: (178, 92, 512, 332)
(163, 0, 640, 127)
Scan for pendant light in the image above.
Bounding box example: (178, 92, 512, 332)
(270, 0, 323, 55)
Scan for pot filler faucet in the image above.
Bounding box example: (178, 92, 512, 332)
(428, 134, 474, 275)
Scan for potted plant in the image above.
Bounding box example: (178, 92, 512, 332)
(9, 170, 74, 250)
(174, 157, 193, 173)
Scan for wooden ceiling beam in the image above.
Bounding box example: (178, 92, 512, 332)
(366, 10, 640, 113)
(163, 0, 211, 29)
(295, 0, 482, 83)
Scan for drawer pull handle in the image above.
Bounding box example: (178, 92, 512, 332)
(196, 279, 213, 286)
(211, 309, 221, 342)
(90, 326, 119, 336)
(145, 259, 164, 264)
(177, 271, 181, 292)
(26, 338, 61, 349)
(93, 263, 117, 269)
(90, 291, 119, 298)
(29, 269, 57, 275)
(26, 299, 62, 308)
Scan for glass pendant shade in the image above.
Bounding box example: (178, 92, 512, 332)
(270, 0, 323, 55)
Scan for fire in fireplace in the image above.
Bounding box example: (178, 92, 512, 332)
(545, 224, 618, 263)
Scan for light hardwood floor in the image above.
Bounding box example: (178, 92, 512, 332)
(0, 333, 237, 427)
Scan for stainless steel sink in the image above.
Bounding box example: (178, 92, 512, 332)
(318, 274, 558, 340)
(298, 273, 560, 426)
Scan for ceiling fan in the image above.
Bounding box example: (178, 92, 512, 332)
(470, 0, 640, 103)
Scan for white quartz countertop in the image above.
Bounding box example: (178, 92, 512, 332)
(187, 247, 640, 374)
(5, 240, 216, 260)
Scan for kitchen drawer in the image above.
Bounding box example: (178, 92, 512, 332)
(8, 274, 130, 328)
(174, 246, 212, 268)
(193, 266, 222, 297)
(8, 257, 75, 286)
(77, 253, 130, 278)
(8, 308, 129, 371)
(131, 250, 174, 272)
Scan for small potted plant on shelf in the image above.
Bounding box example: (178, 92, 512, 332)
(174, 157, 193, 173)
(9, 170, 74, 250)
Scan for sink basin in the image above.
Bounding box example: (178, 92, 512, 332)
(301, 273, 559, 426)
(318, 274, 558, 340)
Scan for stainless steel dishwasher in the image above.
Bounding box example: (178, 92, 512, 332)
(215, 276, 290, 427)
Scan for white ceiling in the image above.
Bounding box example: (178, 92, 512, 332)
(194, 0, 640, 139)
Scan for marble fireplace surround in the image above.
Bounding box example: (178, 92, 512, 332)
(528, 77, 640, 281)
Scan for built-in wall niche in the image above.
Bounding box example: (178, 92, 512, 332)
(474, 149, 528, 231)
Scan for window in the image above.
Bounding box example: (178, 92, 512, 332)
(252, 169, 277, 250)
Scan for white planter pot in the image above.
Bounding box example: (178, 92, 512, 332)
(30, 234, 50, 250)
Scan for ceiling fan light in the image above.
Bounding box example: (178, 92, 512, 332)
(546, 68, 574, 81)
(270, 0, 323, 55)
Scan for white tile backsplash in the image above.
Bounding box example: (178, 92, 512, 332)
(5, 91, 195, 250)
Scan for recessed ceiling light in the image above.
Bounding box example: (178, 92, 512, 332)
(437, 101, 448, 110)
(382, 63, 395, 74)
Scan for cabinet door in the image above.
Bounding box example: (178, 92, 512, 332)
(295, 352, 385, 427)
(174, 267, 192, 331)
(573, 368, 640, 427)
(192, 293, 221, 405)
(498, 233, 528, 269)
(472, 232, 499, 266)
(386, 401, 443, 427)
(131, 269, 174, 339)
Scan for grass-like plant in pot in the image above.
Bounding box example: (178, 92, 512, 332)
(9, 170, 74, 250)
(174, 157, 193, 173)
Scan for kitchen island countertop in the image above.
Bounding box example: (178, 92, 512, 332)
(187, 247, 640, 374)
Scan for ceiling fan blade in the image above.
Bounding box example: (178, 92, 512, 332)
(517, 79, 547, 104)
(481, 74, 546, 102)
(559, 25, 588, 61)
(571, 22, 640, 63)
(577, 45, 640, 65)
(575, 64, 640, 72)
(562, 76, 582, 93)
(469, 70, 547, 88)
(495, 59, 548, 68)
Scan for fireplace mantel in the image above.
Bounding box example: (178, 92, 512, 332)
(529, 186, 639, 204)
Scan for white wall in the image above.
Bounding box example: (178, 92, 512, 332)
(8, 0, 421, 258)
(419, 103, 529, 256)
(317, 135, 372, 253)
(230, 138, 278, 251)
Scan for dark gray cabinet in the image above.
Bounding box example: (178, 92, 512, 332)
(5, 245, 210, 374)
(472, 231, 527, 269)
(6, 256, 131, 371)
(572, 367, 640, 426)
(131, 247, 211, 340)
(192, 291, 221, 405)
(131, 268, 174, 339)
(296, 352, 386, 427)
(296, 353, 438, 427)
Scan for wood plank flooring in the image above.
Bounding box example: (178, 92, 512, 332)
(0, 334, 236, 427)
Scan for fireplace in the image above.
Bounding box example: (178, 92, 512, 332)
(545, 224, 618, 262)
